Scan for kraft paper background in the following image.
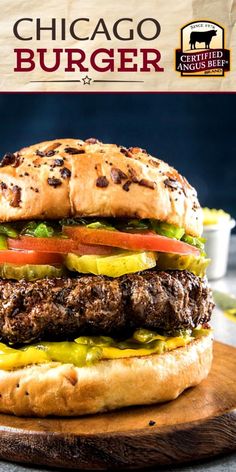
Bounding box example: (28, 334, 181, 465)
(1, 0, 235, 92)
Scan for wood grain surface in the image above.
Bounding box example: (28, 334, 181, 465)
(0, 341, 235, 470)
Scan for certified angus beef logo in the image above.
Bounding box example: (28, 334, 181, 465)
(175, 21, 230, 76)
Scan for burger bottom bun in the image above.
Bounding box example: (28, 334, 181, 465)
(0, 334, 213, 417)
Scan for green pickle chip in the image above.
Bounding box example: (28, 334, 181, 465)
(0, 263, 64, 281)
(32, 342, 100, 367)
(151, 221, 185, 240)
(156, 253, 210, 277)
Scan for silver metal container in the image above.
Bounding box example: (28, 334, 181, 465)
(203, 219, 235, 280)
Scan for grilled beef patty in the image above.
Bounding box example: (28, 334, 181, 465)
(0, 270, 214, 345)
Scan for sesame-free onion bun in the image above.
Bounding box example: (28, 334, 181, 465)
(0, 138, 202, 237)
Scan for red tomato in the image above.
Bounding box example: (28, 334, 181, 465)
(8, 237, 115, 256)
(72, 245, 116, 256)
(63, 226, 200, 256)
(8, 237, 76, 253)
(0, 250, 63, 265)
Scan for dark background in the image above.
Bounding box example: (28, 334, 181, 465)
(0, 93, 235, 223)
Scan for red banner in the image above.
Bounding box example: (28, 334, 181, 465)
(176, 48, 230, 73)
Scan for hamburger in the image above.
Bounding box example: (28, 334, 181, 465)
(0, 137, 214, 417)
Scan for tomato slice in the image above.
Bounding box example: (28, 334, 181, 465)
(8, 236, 115, 256)
(63, 226, 200, 256)
(0, 250, 63, 265)
(72, 244, 116, 256)
(8, 237, 76, 253)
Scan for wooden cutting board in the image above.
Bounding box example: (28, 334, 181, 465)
(0, 341, 235, 470)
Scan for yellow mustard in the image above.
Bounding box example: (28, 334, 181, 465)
(0, 328, 211, 371)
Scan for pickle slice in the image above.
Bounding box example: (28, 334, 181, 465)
(132, 329, 166, 343)
(0, 327, 211, 370)
(0, 263, 63, 281)
(65, 254, 99, 275)
(33, 342, 102, 367)
(102, 340, 166, 359)
(151, 221, 185, 240)
(156, 253, 210, 277)
(75, 336, 114, 346)
(192, 327, 213, 337)
(65, 251, 157, 277)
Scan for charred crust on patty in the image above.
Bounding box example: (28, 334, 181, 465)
(0, 270, 214, 345)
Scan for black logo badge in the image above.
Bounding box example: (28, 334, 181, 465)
(176, 21, 230, 77)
